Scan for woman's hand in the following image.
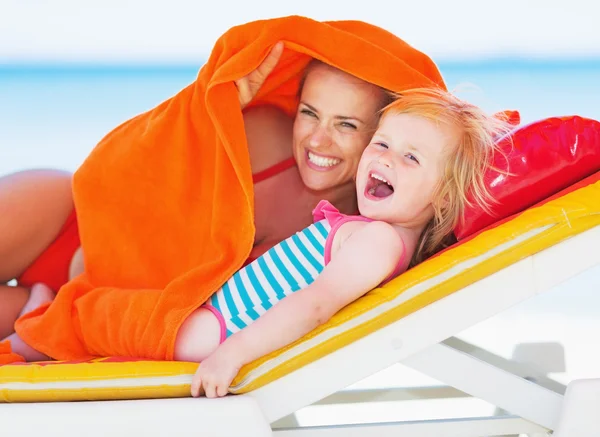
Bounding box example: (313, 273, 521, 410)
(191, 344, 243, 398)
(235, 41, 284, 109)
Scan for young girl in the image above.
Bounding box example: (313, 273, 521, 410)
(174, 87, 511, 398)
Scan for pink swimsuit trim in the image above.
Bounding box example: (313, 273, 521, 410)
(312, 200, 406, 285)
(202, 305, 227, 344)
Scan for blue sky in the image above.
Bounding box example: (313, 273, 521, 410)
(2, 0, 600, 63)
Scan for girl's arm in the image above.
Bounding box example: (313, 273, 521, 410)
(192, 221, 404, 397)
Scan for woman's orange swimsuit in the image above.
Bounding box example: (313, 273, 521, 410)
(15, 157, 297, 292)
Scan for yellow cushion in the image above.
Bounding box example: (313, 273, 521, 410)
(0, 358, 196, 402)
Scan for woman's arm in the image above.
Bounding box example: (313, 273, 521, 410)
(192, 221, 404, 397)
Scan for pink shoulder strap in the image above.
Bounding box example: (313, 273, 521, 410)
(312, 201, 406, 282)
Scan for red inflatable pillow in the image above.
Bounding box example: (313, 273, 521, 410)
(455, 115, 600, 241)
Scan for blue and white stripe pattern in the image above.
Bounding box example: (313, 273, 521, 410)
(205, 219, 332, 337)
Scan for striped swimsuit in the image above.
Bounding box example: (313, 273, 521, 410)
(202, 200, 405, 342)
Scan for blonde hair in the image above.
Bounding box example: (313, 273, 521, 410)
(381, 88, 513, 267)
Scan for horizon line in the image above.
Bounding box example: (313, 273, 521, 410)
(2, 56, 600, 73)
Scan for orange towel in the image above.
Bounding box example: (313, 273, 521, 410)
(10, 16, 445, 363)
(0, 341, 24, 365)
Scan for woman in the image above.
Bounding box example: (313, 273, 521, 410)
(1, 17, 446, 361)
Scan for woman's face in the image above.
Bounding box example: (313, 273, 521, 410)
(292, 63, 385, 192)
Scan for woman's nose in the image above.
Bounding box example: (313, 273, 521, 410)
(309, 125, 332, 148)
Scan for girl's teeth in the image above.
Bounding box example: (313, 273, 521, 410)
(370, 173, 389, 184)
(308, 151, 340, 167)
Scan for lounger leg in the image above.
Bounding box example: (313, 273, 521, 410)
(442, 337, 567, 437)
(444, 337, 566, 395)
(494, 341, 566, 437)
(403, 342, 563, 430)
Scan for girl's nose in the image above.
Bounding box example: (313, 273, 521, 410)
(377, 151, 393, 168)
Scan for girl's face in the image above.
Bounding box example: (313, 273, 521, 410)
(292, 63, 385, 193)
(356, 112, 459, 228)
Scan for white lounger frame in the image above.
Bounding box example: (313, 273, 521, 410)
(3, 225, 600, 437)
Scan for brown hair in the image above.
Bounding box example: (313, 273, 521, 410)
(297, 59, 393, 111)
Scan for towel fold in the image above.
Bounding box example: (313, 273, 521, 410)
(0, 341, 24, 365)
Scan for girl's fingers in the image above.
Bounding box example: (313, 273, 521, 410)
(216, 383, 228, 398)
(204, 381, 216, 399)
(191, 375, 202, 398)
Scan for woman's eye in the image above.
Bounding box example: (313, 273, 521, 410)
(406, 153, 420, 164)
(340, 122, 357, 130)
(300, 108, 317, 117)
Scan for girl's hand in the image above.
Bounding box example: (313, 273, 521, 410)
(235, 41, 284, 109)
(191, 346, 242, 398)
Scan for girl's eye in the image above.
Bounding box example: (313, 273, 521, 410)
(340, 121, 357, 130)
(374, 142, 388, 149)
(300, 108, 317, 118)
(406, 153, 420, 164)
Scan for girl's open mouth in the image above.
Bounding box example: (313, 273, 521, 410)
(365, 172, 394, 199)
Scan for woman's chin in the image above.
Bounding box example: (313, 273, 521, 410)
(299, 169, 341, 193)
